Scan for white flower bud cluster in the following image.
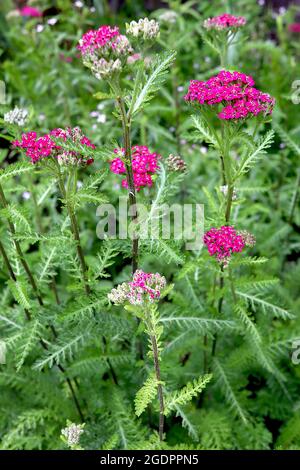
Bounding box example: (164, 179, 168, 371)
(93, 58, 122, 80)
(166, 154, 187, 172)
(61, 423, 84, 447)
(4, 107, 28, 126)
(108, 282, 130, 305)
(126, 18, 160, 40)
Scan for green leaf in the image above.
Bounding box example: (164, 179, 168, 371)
(129, 50, 176, 117)
(134, 374, 160, 417)
(164, 374, 212, 416)
(0, 162, 33, 183)
(234, 130, 274, 180)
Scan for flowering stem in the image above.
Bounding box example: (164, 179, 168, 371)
(56, 168, 90, 295)
(151, 334, 165, 441)
(0, 182, 44, 306)
(220, 42, 228, 68)
(144, 307, 165, 441)
(115, 93, 139, 274)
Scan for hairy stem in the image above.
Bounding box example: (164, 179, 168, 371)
(116, 95, 139, 274)
(150, 333, 165, 441)
(57, 170, 90, 295)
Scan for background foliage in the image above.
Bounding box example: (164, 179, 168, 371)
(0, 0, 300, 450)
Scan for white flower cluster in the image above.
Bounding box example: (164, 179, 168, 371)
(4, 107, 28, 126)
(126, 18, 160, 40)
(61, 423, 84, 447)
(108, 282, 130, 305)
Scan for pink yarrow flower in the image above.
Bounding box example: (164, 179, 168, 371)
(203, 14, 246, 31)
(204, 226, 246, 265)
(108, 270, 166, 306)
(19, 6, 43, 18)
(13, 127, 95, 165)
(185, 70, 275, 120)
(77, 25, 120, 56)
(110, 145, 161, 191)
(288, 23, 300, 33)
(77, 25, 132, 79)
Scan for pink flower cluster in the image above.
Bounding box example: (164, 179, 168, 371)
(19, 6, 42, 18)
(185, 70, 275, 120)
(203, 14, 246, 31)
(13, 127, 95, 165)
(110, 145, 160, 191)
(77, 25, 132, 79)
(108, 270, 166, 306)
(77, 25, 120, 56)
(204, 226, 245, 265)
(288, 23, 300, 33)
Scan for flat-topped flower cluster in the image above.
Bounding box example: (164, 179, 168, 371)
(185, 70, 275, 120)
(77, 25, 132, 79)
(13, 127, 95, 166)
(204, 226, 255, 265)
(77, 19, 159, 80)
(110, 145, 160, 191)
(203, 14, 246, 31)
(108, 270, 166, 306)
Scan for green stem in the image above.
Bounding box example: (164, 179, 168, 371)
(57, 169, 90, 295)
(152, 334, 165, 441)
(0, 239, 31, 321)
(0, 183, 44, 306)
(116, 95, 139, 274)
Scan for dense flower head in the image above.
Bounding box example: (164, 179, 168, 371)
(61, 423, 84, 448)
(108, 270, 166, 306)
(4, 107, 28, 126)
(19, 6, 43, 18)
(13, 127, 95, 165)
(78, 25, 132, 79)
(110, 145, 160, 191)
(204, 226, 245, 265)
(78, 25, 120, 55)
(288, 23, 300, 33)
(203, 14, 246, 31)
(166, 154, 187, 172)
(126, 18, 160, 40)
(185, 70, 275, 120)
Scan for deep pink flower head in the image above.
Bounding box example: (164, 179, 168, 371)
(203, 14, 246, 30)
(204, 226, 245, 265)
(77, 25, 120, 56)
(13, 127, 95, 166)
(288, 23, 300, 33)
(185, 70, 275, 120)
(110, 145, 160, 191)
(108, 270, 166, 305)
(19, 6, 43, 18)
